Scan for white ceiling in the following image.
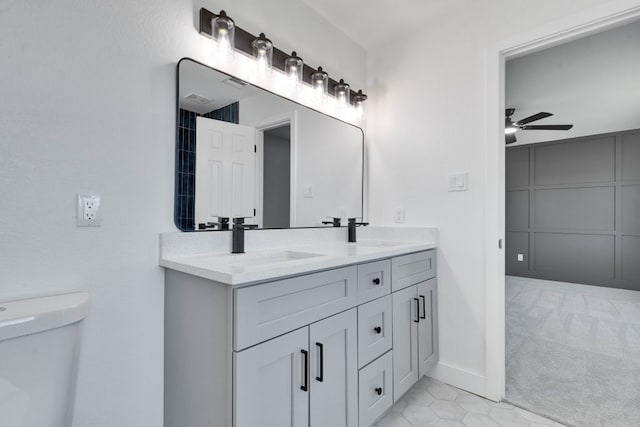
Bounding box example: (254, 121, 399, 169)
(300, 0, 468, 48)
(179, 60, 261, 114)
(506, 20, 640, 146)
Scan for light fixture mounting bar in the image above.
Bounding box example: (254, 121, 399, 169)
(199, 7, 358, 100)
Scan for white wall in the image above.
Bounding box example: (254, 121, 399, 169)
(506, 20, 640, 145)
(240, 93, 363, 226)
(366, 0, 612, 395)
(0, 0, 365, 425)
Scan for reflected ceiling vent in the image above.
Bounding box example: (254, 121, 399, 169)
(184, 93, 214, 104)
(223, 77, 249, 89)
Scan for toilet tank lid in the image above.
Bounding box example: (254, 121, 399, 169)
(0, 292, 89, 342)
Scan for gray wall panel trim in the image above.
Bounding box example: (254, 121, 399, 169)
(506, 190, 530, 229)
(506, 147, 530, 189)
(622, 236, 640, 282)
(533, 187, 615, 231)
(534, 136, 616, 186)
(534, 233, 616, 282)
(505, 231, 529, 274)
(621, 132, 640, 181)
(506, 128, 640, 290)
(621, 185, 640, 233)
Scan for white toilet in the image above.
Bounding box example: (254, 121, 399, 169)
(0, 292, 89, 427)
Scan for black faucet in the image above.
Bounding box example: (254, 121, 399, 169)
(321, 217, 342, 227)
(198, 217, 230, 230)
(232, 218, 258, 254)
(347, 218, 369, 243)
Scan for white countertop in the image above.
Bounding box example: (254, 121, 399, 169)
(159, 226, 438, 286)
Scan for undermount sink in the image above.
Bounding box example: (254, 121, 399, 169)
(352, 240, 405, 248)
(200, 250, 324, 270)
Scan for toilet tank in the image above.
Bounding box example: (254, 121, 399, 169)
(0, 292, 89, 427)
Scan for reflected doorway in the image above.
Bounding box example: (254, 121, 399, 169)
(259, 124, 291, 228)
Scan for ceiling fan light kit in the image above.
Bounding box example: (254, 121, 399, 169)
(504, 108, 574, 144)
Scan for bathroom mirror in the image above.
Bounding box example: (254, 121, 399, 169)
(175, 58, 363, 231)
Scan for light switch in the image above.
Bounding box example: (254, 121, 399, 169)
(517, 254, 524, 262)
(394, 207, 405, 224)
(448, 173, 468, 192)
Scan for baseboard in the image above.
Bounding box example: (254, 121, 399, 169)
(427, 362, 487, 398)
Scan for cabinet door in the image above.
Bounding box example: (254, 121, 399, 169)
(309, 309, 358, 427)
(392, 285, 419, 401)
(234, 327, 309, 427)
(417, 279, 439, 377)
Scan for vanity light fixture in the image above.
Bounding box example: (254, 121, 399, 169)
(353, 90, 368, 121)
(251, 33, 273, 78)
(284, 51, 304, 86)
(311, 66, 329, 103)
(199, 7, 367, 122)
(210, 10, 235, 60)
(335, 79, 351, 107)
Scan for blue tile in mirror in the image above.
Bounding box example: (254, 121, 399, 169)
(175, 104, 239, 231)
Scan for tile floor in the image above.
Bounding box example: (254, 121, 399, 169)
(506, 276, 640, 426)
(375, 376, 563, 427)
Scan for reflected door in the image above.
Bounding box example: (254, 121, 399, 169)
(195, 117, 256, 225)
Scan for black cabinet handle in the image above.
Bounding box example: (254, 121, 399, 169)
(301, 349, 309, 391)
(413, 298, 420, 323)
(420, 295, 426, 319)
(372, 277, 381, 285)
(375, 387, 383, 395)
(315, 342, 324, 382)
(374, 326, 382, 334)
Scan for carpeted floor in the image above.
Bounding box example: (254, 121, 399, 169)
(506, 276, 640, 427)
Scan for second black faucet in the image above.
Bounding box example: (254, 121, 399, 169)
(232, 218, 258, 254)
(348, 218, 369, 243)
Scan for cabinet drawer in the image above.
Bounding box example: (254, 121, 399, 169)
(358, 351, 393, 427)
(391, 250, 436, 291)
(357, 260, 391, 304)
(234, 266, 357, 350)
(357, 296, 392, 368)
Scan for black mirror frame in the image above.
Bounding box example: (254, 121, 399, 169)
(174, 57, 364, 232)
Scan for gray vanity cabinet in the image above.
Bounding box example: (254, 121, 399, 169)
(164, 249, 437, 427)
(417, 279, 438, 376)
(234, 309, 357, 427)
(391, 251, 438, 402)
(234, 327, 309, 427)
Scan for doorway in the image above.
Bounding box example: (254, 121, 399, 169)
(483, 0, 640, 408)
(262, 125, 291, 228)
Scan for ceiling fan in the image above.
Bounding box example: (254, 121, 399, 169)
(505, 108, 573, 144)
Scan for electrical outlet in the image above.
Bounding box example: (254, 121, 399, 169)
(77, 194, 102, 227)
(303, 185, 313, 198)
(517, 253, 524, 262)
(338, 207, 346, 220)
(394, 207, 405, 224)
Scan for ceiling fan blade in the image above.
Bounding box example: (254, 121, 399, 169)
(515, 112, 552, 126)
(505, 133, 517, 144)
(521, 124, 573, 131)
(505, 108, 515, 118)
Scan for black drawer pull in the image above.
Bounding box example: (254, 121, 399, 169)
(372, 277, 381, 285)
(375, 387, 383, 396)
(420, 295, 426, 319)
(315, 342, 324, 382)
(374, 326, 382, 334)
(301, 349, 309, 391)
(413, 298, 420, 323)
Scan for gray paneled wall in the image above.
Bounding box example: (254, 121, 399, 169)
(505, 129, 640, 290)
